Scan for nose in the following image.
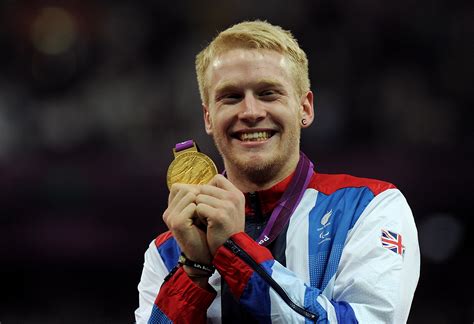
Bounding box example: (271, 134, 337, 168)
(238, 92, 266, 123)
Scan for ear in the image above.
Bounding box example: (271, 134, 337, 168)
(300, 90, 314, 128)
(203, 104, 213, 135)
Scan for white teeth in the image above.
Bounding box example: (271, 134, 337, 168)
(239, 131, 271, 141)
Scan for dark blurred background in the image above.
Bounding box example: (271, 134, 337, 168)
(0, 0, 472, 323)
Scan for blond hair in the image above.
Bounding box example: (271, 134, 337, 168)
(195, 20, 310, 105)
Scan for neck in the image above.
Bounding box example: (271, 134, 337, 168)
(224, 153, 300, 193)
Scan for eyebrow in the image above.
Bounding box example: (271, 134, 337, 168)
(214, 78, 285, 95)
(214, 82, 240, 95)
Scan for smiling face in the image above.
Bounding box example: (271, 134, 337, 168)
(203, 48, 314, 190)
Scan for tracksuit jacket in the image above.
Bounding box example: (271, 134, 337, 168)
(135, 170, 420, 323)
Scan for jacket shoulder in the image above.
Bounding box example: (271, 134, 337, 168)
(308, 172, 396, 196)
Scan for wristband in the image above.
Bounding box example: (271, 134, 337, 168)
(178, 253, 215, 275)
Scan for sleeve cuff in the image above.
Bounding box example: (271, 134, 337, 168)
(215, 232, 274, 264)
(212, 232, 273, 299)
(155, 266, 216, 319)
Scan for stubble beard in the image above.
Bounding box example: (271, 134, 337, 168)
(213, 124, 301, 187)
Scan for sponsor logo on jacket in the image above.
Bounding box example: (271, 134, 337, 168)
(318, 209, 332, 244)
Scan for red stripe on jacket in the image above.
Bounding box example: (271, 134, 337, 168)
(154, 230, 173, 248)
(310, 173, 396, 196)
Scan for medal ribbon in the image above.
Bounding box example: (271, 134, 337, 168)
(175, 139, 195, 152)
(255, 152, 314, 246)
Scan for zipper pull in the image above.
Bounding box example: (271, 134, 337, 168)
(224, 239, 241, 255)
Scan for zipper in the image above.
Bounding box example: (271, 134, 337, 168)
(224, 239, 317, 321)
(248, 192, 262, 219)
(247, 192, 266, 239)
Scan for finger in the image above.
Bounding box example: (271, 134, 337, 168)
(172, 191, 199, 216)
(195, 192, 224, 209)
(195, 203, 218, 221)
(199, 180, 244, 207)
(198, 184, 228, 200)
(169, 183, 192, 205)
(168, 183, 199, 206)
(163, 190, 198, 225)
(168, 183, 199, 207)
(176, 202, 197, 227)
(208, 174, 238, 192)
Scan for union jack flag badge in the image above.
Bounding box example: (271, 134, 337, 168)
(381, 229, 405, 256)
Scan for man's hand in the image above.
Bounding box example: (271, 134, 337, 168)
(195, 174, 246, 255)
(163, 183, 212, 265)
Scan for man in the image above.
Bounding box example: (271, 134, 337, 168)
(135, 20, 420, 323)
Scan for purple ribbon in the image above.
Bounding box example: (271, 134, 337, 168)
(175, 140, 194, 152)
(256, 152, 314, 246)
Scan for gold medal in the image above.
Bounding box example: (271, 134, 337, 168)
(166, 141, 218, 190)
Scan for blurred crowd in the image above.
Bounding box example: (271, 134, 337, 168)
(0, 0, 472, 323)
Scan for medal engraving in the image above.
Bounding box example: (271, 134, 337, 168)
(167, 151, 217, 189)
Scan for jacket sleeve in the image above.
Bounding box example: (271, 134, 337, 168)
(135, 239, 216, 324)
(213, 188, 420, 323)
